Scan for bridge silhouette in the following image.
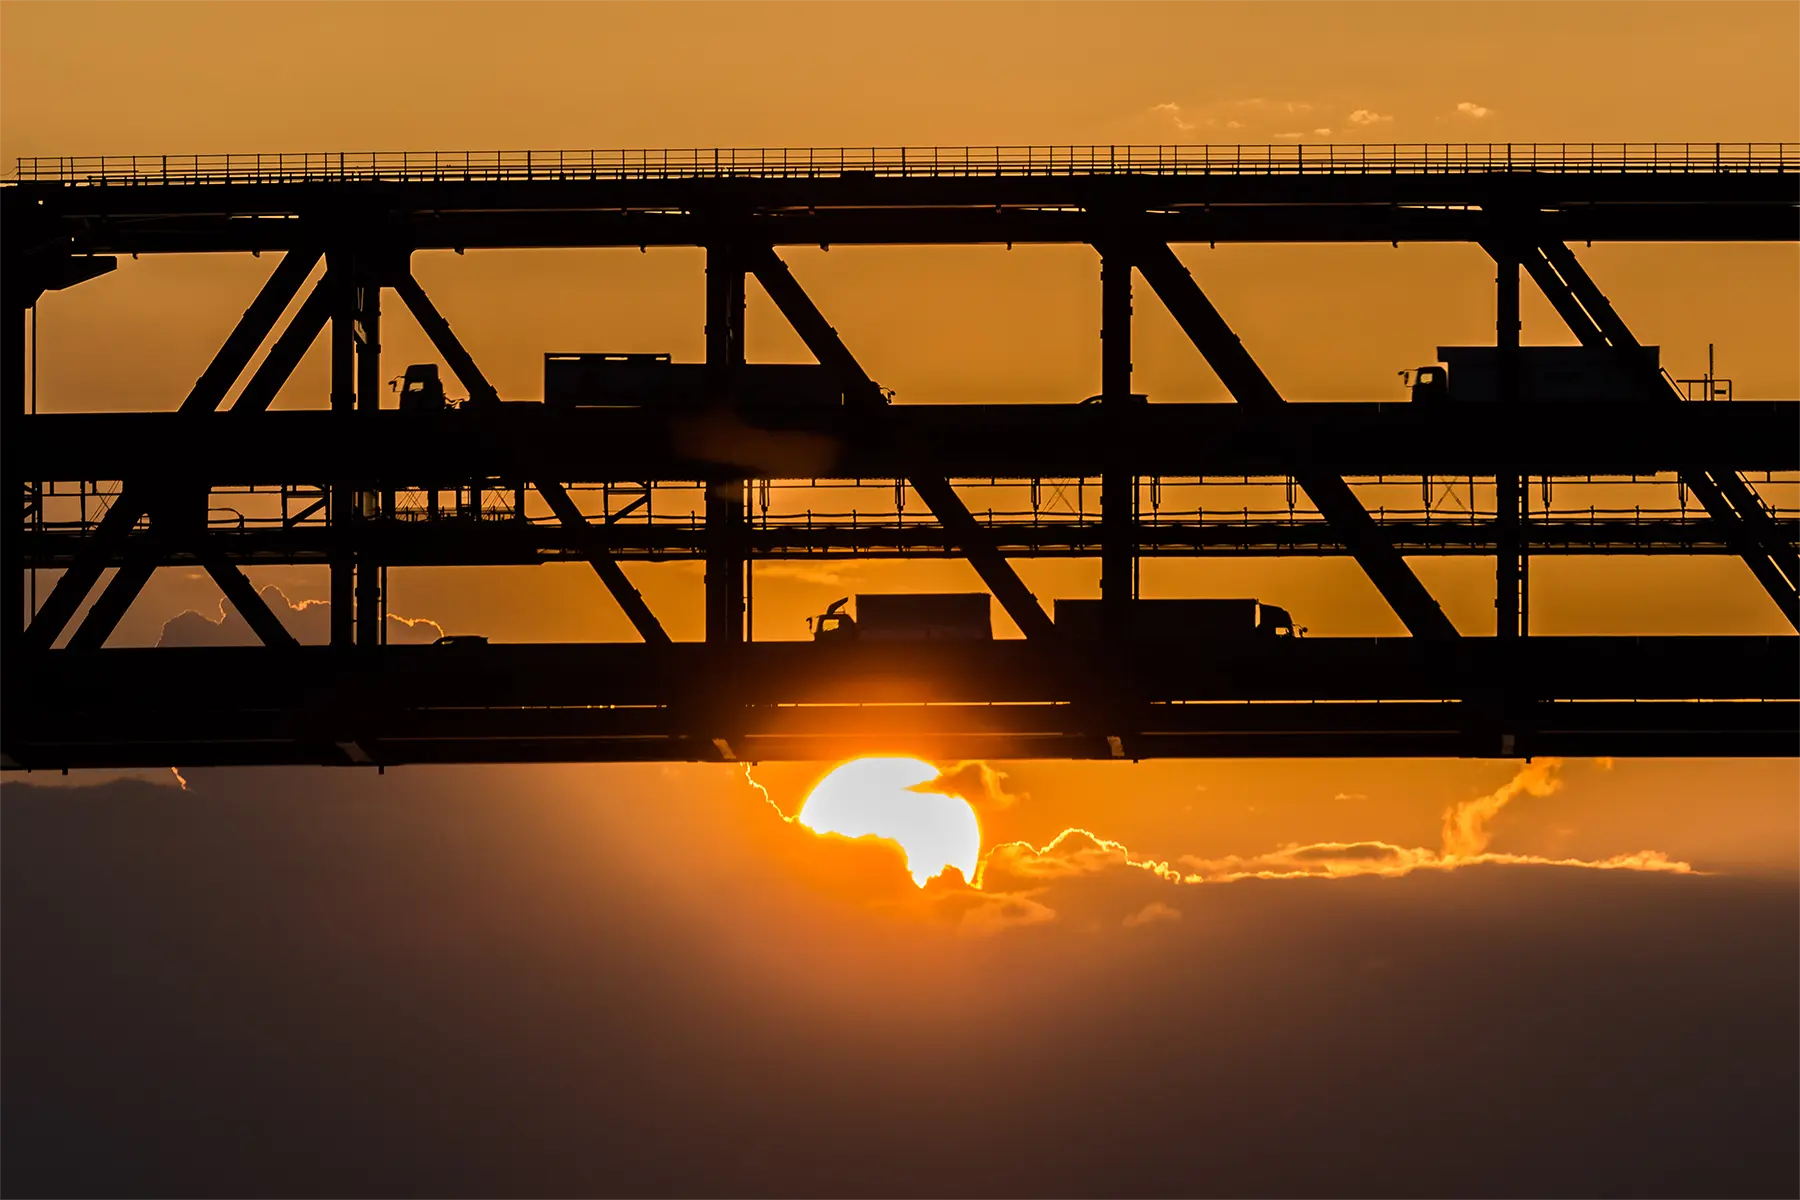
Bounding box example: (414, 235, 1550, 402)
(4, 143, 1795, 766)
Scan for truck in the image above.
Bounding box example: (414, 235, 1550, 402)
(809, 593, 993, 643)
(1053, 598, 1300, 640)
(544, 353, 844, 410)
(1403, 345, 1659, 404)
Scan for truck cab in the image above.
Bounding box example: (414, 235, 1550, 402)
(397, 363, 449, 413)
(809, 598, 856, 641)
(1402, 365, 1449, 403)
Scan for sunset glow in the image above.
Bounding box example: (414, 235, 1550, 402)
(797, 758, 981, 887)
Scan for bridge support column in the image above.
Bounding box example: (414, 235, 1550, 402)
(354, 261, 383, 650)
(1495, 250, 1525, 639)
(329, 254, 356, 649)
(705, 245, 747, 645)
(3, 298, 24, 649)
(1101, 251, 1136, 629)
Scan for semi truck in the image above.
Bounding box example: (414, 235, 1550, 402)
(809, 593, 993, 643)
(1053, 598, 1300, 640)
(1403, 345, 1659, 404)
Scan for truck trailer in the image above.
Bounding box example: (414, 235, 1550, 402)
(809, 594, 993, 642)
(1053, 598, 1299, 640)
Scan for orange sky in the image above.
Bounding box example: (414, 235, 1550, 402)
(4, 8, 1798, 1194)
(3, 1, 1796, 870)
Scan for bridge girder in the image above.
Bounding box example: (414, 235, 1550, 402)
(5, 147, 1796, 762)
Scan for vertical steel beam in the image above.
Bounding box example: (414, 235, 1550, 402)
(3, 299, 23, 646)
(705, 245, 747, 645)
(1100, 251, 1135, 631)
(1494, 250, 1524, 639)
(354, 263, 382, 649)
(328, 254, 356, 649)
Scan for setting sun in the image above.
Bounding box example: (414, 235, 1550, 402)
(797, 758, 981, 887)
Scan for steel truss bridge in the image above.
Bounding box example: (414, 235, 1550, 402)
(3, 143, 1796, 767)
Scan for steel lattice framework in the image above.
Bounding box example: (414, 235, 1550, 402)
(3, 143, 1796, 767)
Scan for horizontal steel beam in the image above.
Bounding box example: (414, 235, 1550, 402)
(20, 516, 1780, 569)
(12, 206, 1793, 258)
(5, 637, 1793, 766)
(12, 403, 1796, 484)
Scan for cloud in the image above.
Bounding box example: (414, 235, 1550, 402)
(157, 585, 444, 648)
(1348, 109, 1392, 126)
(1456, 101, 1491, 119)
(1313, 128, 1333, 137)
(978, 827, 1185, 892)
(1179, 761, 1689, 883)
(755, 562, 858, 587)
(957, 891, 1058, 936)
(6, 769, 1788, 1199)
(1123, 900, 1181, 928)
(912, 760, 1023, 812)
(1274, 132, 1305, 141)
(1149, 101, 1196, 132)
(756, 758, 1692, 939)
(1334, 792, 1368, 801)
(1288, 841, 1404, 865)
(1442, 757, 1560, 858)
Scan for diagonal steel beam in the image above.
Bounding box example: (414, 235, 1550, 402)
(230, 271, 338, 413)
(535, 480, 671, 645)
(26, 494, 149, 649)
(64, 518, 300, 652)
(1512, 239, 1797, 625)
(201, 554, 299, 648)
(26, 252, 324, 649)
(65, 490, 211, 651)
(1131, 239, 1460, 640)
(64, 558, 157, 650)
(392, 273, 500, 405)
(393, 270, 669, 643)
(183, 248, 322, 413)
(746, 245, 1058, 640)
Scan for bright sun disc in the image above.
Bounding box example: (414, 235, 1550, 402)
(797, 757, 981, 887)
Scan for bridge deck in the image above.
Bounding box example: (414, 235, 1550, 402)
(7, 637, 1795, 767)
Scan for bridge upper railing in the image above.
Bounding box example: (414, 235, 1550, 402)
(10, 142, 1799, 185)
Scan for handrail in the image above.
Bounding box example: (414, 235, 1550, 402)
(9, 142, 1798, 185)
